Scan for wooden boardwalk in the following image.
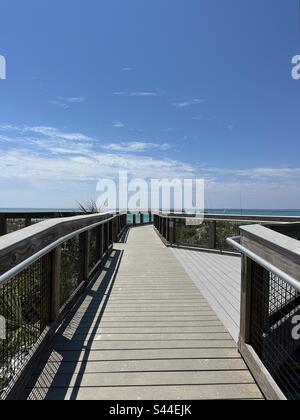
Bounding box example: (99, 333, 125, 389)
(23, 226, 263, 400)
(172, 249, 241, 343)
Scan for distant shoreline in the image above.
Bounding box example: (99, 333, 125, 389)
(1, 208, 300, 217)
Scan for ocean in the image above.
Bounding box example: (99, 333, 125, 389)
(1, 208, 300, 217)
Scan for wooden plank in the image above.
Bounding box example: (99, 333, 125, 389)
(58, 320, 223, 328)
(26, 384, 263, 401)
(57, 332, 233, 341)
(44, 343, 239, 356)
(29, 358, 248, 374)
(172, 248, 241, 343)
(60, 326, 228, 334)
(27, 370, 255, 388)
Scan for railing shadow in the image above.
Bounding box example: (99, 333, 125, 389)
(23, 248, 124, 400)
(116, 226, 130, 244)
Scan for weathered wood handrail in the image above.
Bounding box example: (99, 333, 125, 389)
(228, 223, 300, 400)
(153, 211, 300, 223)
(0, 212, 116, 276)
(0, 212, 128, 400)
(0, 211, 76, 236)
(152, 212, 300, 253)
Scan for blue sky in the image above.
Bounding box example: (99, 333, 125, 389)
(0, 0, 300, 209)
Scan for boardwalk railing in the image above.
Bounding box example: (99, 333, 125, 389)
(228, 223, 300, 400)
(0, 212, 128, 400)
(0, 211, 154, 237)
(0, 211, 78, 236)
(153, 212, 300, 252)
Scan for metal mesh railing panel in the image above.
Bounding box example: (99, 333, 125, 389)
(175, 219, 210, 247)
(89, 228, 100, 273)
(0, 255, 51, 399)
(60, 235, 80, 307)
(251, 262, 300, 400)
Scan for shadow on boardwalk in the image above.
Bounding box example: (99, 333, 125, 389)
(23, 249, 123, 400)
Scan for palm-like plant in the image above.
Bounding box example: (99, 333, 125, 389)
(77, 199, 103, 214)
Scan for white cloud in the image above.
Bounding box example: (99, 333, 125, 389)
(131, 92, 160, 97)
(61, 96, 85, 103)
(1, 122, 300, 209)
(121, 66, 132, 71)
(102, 142, 171, 153)
(0, 134, 14, 143)
(26, 126, 92, 142)
(113, 91, 160, 97)
(173, 99, 205, 108)
(200, 166, 300, 181)
(0, 123, 21, 131)
(0, 124, 95, 158)
(0, 150, 193, 183)
(49, 96, 86, 109)
(113, 121, 125, 128)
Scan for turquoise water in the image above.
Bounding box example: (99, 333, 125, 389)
(127, 213, 152, 224)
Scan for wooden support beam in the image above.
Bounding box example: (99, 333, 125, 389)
(208, 221, 217, 249)
(239, 255, 253, 345)
(25, 217, 32, 228)
(0, 215, 7, 236)
(79, 231, 90, 283)
(99, 225, 104, 266)
(50, 246, 61, 322)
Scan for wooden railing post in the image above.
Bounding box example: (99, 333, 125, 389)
(118, 215, 121, 234)
(140, 213, 144, 225)
(166, 218, 169, 241)
(25, 217, 32, 228)
(50, 246, 62, 322)
(100, 224, 104, 265)
(239, 255, 253, 346)
(0, 215, 7, 236)
(79, 231, 90, 283)
(208, 221, 217, 249)
(96, 227, 101, 259)
(103, 223, 107, 253)
(173, 219, 176, 243)
(133, 214, 136, 226)
(113, 218, 117, 241)
(109, 220, 113, 245)
(169, 219, 176, 244)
